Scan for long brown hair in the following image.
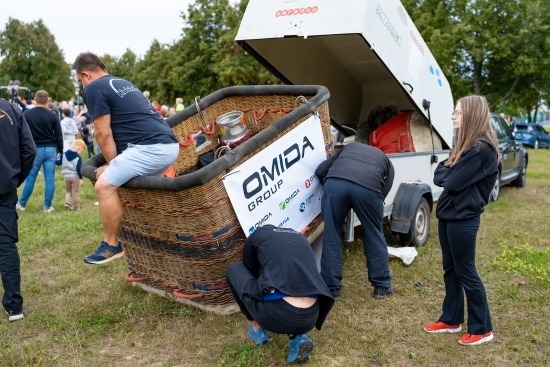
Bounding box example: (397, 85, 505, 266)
(446, 95, 498, 167)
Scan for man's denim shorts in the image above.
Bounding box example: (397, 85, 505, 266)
(102, 143, 180, 187)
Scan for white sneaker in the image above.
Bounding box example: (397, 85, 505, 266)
(16, 203, 26, 211)
(43, 206, 55, 213)
(5, 310, 24, 322)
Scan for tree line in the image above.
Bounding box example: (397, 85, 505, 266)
(2, 0, 549, 120)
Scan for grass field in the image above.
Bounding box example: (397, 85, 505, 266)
(1, 149, 549, 367)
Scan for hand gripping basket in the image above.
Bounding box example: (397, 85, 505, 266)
(82, 85, 333, 314)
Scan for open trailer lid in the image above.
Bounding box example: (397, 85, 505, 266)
(236, 0, 454, 148)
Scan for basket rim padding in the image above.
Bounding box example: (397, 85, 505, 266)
(82, 85, 330, 191)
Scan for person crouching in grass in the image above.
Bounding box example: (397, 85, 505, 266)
(62, 139, 86, 210)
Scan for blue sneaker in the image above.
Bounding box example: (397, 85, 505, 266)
(287, 334, 314, 364)
(84, 241, 125, 264)
(247, 324, 269, 346)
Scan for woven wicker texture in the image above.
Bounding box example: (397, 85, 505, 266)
(120, 94, 332, 307)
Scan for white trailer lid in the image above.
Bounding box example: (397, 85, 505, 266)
(236, 0, 454, 148)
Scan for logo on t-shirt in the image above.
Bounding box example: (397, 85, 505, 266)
(109, 79, 140, 98)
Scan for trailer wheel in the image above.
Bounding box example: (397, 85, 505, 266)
(399, 197, 430, 247)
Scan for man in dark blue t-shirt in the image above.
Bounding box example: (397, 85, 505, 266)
(72, 52, 179, 265)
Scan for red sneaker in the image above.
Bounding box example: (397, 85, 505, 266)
(424, 321, 462, 333)
(458, 332, 494, 346)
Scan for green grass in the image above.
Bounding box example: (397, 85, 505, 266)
(2, 150, 550, 366)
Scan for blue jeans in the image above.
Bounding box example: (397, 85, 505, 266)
(19, 146, 57, 207)
(0, 191, 23, 314)
(438, 217, 492, 334)
(320, 178, 391, 291)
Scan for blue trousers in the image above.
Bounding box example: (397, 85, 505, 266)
(0, 191, 23, 315)
(320, 178, 391, 291)
(438, 217, 492, 334)
(19, 146, 57, 207)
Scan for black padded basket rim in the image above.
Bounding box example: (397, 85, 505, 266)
(82, 85, 330, 192)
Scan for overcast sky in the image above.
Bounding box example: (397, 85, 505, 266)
(3, 0, 196, 64)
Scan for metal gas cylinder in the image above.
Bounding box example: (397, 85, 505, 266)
(216, 111, 251, 146)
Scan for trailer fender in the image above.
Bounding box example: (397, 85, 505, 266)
(390, 183, 433, 234)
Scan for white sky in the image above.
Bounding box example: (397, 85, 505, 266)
(3, 0, 196, 64)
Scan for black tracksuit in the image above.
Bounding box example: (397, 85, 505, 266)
(433, 139, 498, 335)
(315, 142, 394, 293)
(0, 98, 37, 316)
(226, 225, 334, 335)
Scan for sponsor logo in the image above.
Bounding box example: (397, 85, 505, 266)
(299, 194, 315, 212)
(376, 5, 401, 46)
(247, 180, 283, 212)
(109, 79, 141, 98)
(279, 189, 300, 210)
(249, 212, 273, 234)
(275, 6, 318, 17)
(429, 65, 443, 87)
(305, 174, 317, 189)
(278, 217, 290, 228)
(244, 136, 315, 212)
(410, 30, 425, 55)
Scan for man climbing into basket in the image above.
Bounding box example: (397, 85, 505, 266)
(72, 52, 179, 265)
(226, 225, 335, 364)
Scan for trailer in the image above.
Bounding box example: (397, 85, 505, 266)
(236, 0, 455, 247)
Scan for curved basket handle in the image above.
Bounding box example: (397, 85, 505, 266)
(252, 109, 268, 121)
(179, 133, 195, 147)
(173, 289, 205, 300)
(202, 119, 216, 135)
(125, 270, 148, 283)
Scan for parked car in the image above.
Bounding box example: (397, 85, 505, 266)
(514, 123, 550, 149)
(488, 114, 528, 201)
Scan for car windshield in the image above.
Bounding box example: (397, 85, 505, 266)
(515, 125, 529, 131)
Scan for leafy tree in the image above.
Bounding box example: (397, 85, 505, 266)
(101, 49, 138, 82)
(211, 0, 278, 88)
(133, 40, 175, 105)
(158, 0, 276, 104)
(0, 18, 74, 101)
(402, 0, 550, 111)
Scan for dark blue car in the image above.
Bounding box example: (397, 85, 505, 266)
(515, 123, 550, 149)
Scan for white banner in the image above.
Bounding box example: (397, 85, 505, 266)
(223, 114, 327, 237)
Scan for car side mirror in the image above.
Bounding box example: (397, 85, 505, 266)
(514, 132, 523, 140)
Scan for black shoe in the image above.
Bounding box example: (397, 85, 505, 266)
(373, 285, 393, 300)
(330, 288, 341, 301)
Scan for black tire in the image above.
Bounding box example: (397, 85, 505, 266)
(489, 170, 501, 202)
(511, 159, 527, 187)
(399, 197, 430, 247)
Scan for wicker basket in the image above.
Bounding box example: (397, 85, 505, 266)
(83, 86, 332, 313)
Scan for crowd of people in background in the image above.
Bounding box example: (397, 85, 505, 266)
(8, 91, 186, 158)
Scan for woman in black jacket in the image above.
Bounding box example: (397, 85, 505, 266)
(423, 95, 498, 346)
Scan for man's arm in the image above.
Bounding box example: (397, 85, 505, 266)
(315, 148, 342, 183)
(381, 158, 394, 199)
(53, 115, 63, 156)
(94, 114, 117, 164)
(18, 115, 37, 185)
